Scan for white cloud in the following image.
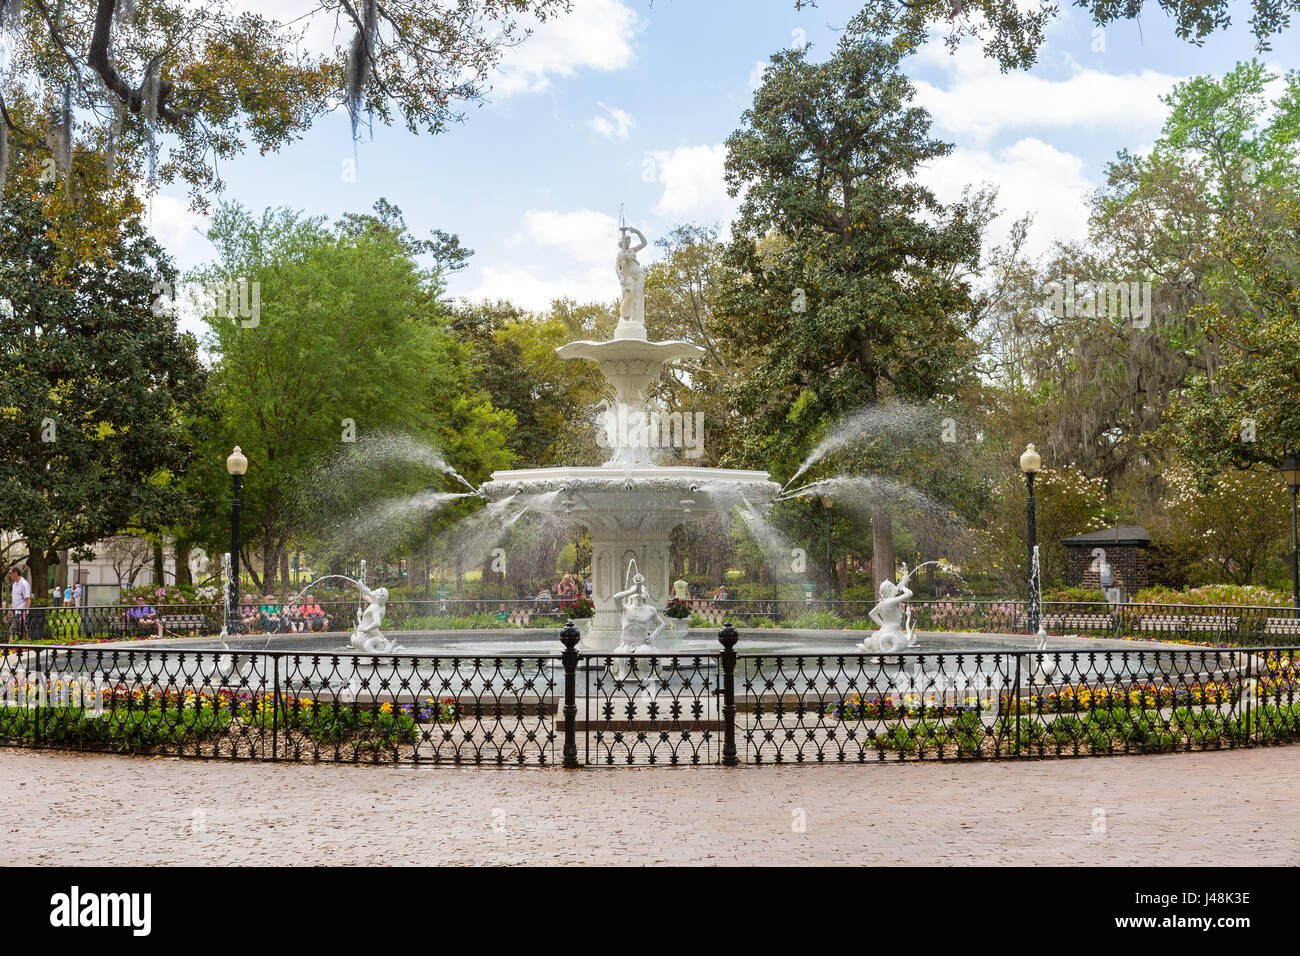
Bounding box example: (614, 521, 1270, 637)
(589, 102, 635, 140)
(920, 137, 1094, 260)
(493, 0, 642, 96)
(910, 41, 1180, 143)
(463, 208, 621, 310)
(648, 144, 733, 220)
(466, 264, 616, 310)
(522, 209, 619, 265)
(143, 192, 211, 269)
(748, 59, 770, 91)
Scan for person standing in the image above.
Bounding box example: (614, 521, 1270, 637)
(8, 567, 31, 641)
(72, 582, 82, 607)
(672, 576, 689, 602)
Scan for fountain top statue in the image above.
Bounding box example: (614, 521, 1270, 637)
(614, 225, 648, 338)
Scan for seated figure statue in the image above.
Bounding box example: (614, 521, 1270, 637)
(610, 572, 666, 681)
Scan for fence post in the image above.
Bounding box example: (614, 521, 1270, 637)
(1012, 652, 1022, 758)
(719, 622, 738, 767)
(1245, 649, 1254, 747)
(560, 620, 580, 769)
(271, 654, 280, 762)
(32, 648, 42, 749)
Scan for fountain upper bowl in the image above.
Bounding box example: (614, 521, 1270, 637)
(480, 466, 781, 517)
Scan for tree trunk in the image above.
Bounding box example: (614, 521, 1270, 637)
(153, 540, 165, 586)
(261, 539, 277, 596)
(54, 550, 69, 591)
(28, 549, 49, 599)
(243, 548, 263, 594)
(872, 504, 895, 596)
(279, 550, 290, 599)
(175, 540, 192, 586)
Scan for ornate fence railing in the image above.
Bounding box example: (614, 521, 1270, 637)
(2, 625, 1297, 766)
(10, 599, 1300, 646)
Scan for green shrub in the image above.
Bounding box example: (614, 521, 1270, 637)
(947, 711, 985, 755)
(1131, 584, 1290, 607)
(256, 698, 420, 749)
(1043, 586, 1106, 602)
(792, 610, 844, 630)
(995, 716, 1046, 749)
(876, 722, 917, 753)
(1045, 715, 1087, 747)
(0, 701, 233, 751)
(400, 613, 512, 630)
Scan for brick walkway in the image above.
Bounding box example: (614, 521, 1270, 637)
(2, 748, 1296, 865)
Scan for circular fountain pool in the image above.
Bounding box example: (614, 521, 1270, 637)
(64, 628, 1251, 708)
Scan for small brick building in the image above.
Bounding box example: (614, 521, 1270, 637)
(1060, 525, 1152, 594)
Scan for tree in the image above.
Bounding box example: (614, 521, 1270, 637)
(101, 533, 155, 589)
(829, 0, 1300, 72)
(449, 299, 610, 468)
(1144, 464, 1290, 585)
(1161, 195, 1300, 473)
(0, 189, 206, 596)
(980, 62, 1300, 492)
(720, 39, 987, 593)
(188, 200, 512, 593)
(970, 466, 1112, 595)
(0, 0, 571, 208)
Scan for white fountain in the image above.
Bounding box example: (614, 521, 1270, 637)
(480, 226, 781, 649)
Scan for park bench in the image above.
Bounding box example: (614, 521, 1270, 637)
(1042, 613, 1112, 632)
(160, 613, 208, 636)
(1263, 617, 1300, 638)
(1136, 615, 1233, 637)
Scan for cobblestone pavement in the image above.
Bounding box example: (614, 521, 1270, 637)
(2, 748, 1296, 865)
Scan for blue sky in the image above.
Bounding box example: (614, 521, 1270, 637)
(151, 0, 1300, 324)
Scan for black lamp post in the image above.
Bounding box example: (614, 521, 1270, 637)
(822, 494, 835, 610)
(1020, 442, 1041, 633)
(424, 497, 434, 603)
(226, 445, 248, 630)
(1283, 454, 1300, 609)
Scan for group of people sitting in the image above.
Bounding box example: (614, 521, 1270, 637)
(534, 573, 593, 606)
(531, 574, 731, 607)
(237, 594, 331, 634)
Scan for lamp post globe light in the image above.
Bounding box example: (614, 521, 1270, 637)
(1283, 453, 1300, 610)
(1019, 443, 1042, 634)
(822, 494, 835, 610)
(226, 446, 248, 629)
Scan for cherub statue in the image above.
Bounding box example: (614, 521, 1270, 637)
(858, 576, 915, 653)
(350, 579, 399, 653)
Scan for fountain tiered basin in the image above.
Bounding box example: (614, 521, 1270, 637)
(481, 466, 780, 649)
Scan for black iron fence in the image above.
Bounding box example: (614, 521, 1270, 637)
(9, 598, 1300, 646)
(2, 624, 1297, 766)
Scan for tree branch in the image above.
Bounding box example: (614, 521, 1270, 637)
(86, 0, 195, 124)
